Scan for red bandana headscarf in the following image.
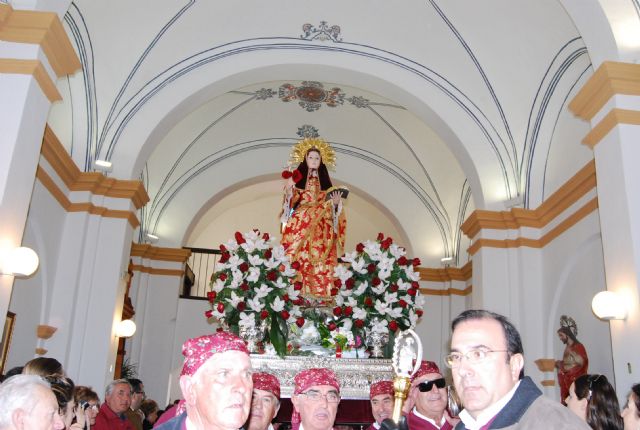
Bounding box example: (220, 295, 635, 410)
(370, 380, 394, 399)
(411, 360, 441, 382)
(291, 368, 341, 427)
(180, 331, 249, 377)
(253, 372, 281, 399)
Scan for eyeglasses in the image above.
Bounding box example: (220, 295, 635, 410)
(299, 390, 340, 403)
(444, 348, 509, 368)
(417, 378, 446, 392)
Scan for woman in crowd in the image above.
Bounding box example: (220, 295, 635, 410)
(281, 139, 346, 298)
(23, 357, 64, 377)
(140, 399, 160, 430)
(622, 383, 640, 430)
(74, 386, 101, 429)
(566, 374, 623, 430)
(48, 375, 80, 430)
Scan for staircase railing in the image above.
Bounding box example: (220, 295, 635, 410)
(181, 247, 220, 299)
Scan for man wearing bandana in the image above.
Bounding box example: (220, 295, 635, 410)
(246, 373, 281, 430)
(367, 381, 394, 430)
(155, 331, 253, 430)
(406, 361, 455, 430)
(291, 368, 341, 430)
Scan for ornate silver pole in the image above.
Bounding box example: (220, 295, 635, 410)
(390, 329, 422, 423)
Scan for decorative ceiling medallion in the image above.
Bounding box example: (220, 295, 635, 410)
(297, 125, 320, 139)
(300, 21, 342, 42)
(279, 81, 345, 112)
(255, 88, 276, 100)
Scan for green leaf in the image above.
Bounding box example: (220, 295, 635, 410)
(270, 316, 287, 357)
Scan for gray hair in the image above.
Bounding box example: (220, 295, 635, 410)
(0, 375, 51, 428)
(105, 379, 132, 398)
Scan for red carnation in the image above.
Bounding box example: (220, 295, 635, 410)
(283, 294, 290, 302)
(356, 243, 365, 253)
(389, 284, 399, 293)
(367, 263, 376, 273)
(381, 237, 393, 250)
(282, 170, 293, 179)
(330, 288, 339, 296)
(281, 310, 290, 320)
(389, 320, 399, 331)
(345, 278, 355, 289)
(240, 282, 249, 291)
(416, 309, 424, 317)
(364, 297, 373, 307)
(412, 258, 421, 266)
(237, 302, 246, 311)
(292, 261, 301, 270)
(333, 307, 342, 317)
(295, 317, 305, 328)
(372, 277, 381, 286)
(398, 299, 407, 308)
(355, 319, 365, 329)
(294, 282, 303, 291)
(216, 327, 224, 332)
(294, 297, 304, 305)
(219, 244, 227, 252)
(219, 252, 230, 263)
(239, 262, 249, 272)
(217, 302, 225, 313)
(408, 288, 418, 296)
(291, 169, 303, 183)
(205, 310, 213, 318)
(328, 322, 337, 331)
(267, 271, 277, 281)
(235, 231, 246, 244)
(398, 256, 408, 265)
(260, 310, 269, 320)
(262, 232, 270, 241)
(344, 306, 353, 316)
(333, 279, 342, 288)
(263, 249, 272, 260)
(218, 273, 228, 282)
(411, 281, 420, 289)
(377, 232, 385, 241)
(207, 291, 217, 302)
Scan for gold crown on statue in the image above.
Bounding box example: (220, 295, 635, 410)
(289, 138, 336, 170)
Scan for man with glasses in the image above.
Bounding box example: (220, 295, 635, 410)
(290, 368, 341, 430)
(406, 361, 454, 430)
(367, 380, 394, 430)
(246, 372, 281, 430)
(126, 379, 145, 430)
(447, 309, 589, 429)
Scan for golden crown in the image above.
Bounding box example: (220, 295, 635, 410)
(289, 138, 336, 170)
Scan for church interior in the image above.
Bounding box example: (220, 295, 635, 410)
(1, 0, 639, 410)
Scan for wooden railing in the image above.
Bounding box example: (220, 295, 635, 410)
(181, 247, 220, 299)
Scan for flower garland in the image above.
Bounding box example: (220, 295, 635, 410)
(331, 233, 424, 350)
(205, 230, 302, 356)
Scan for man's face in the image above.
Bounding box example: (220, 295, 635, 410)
(450, 318, 522, 419)
(247, 389, 280, 430)
(180, 350, 252, 430)
(16, 386, 65, 430)
(370, 393, 393, 425)
(131, 384, 145, 410)
(558, 331, 568, 345)
(413, 373, 447, 420)
(291, 385, 340, 430)
(105, 383, 132, 415)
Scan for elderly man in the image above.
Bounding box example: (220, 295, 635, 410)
(406, 361, 454, 430)
(291, 368, 341, 430)
(155, 331, 252, 430)
(367, 381, 394, 430)
(246, 372, 281, 430)
(0, 374, 65, 430)
(448, 309, 590, 430)
(94, 379, 134, 430)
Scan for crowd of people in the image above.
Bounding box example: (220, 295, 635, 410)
(1, 309, 639, 430)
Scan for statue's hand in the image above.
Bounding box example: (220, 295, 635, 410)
(380, 416, 409, 430)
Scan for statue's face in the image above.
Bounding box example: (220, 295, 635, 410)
(558, 332, 568, 344)
(306, 151, 321, 169)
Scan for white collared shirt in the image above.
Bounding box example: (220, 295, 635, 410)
(412, 407, 447, 429)
(458, 381, 521, 430)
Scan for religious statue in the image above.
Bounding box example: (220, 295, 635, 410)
(555, 315, 589, 404)
(280, 138, 347, 298)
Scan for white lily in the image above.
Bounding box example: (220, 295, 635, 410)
(371, 318, 389, 333)
(247, 296, 264, 312)
(226, 254, 242, 269)
(353, 281, 368, 296)
(353, 307, 367, 320)
(275, 278, 288, 290)
(248, 254, 264, 266)
(264, 257, 280, 269)
(239, 312, 256, 328)
(255, 283, 273, 299)
(387, 307, 403, 318)
(341, 251, 358, 264)
(287, 285, 300, 300)
(389, 244, 406, 259)
(374, 300, 388, 315)
(346, 296, 358, 308)
(397, 279, 412, 291)
(212, 279, 226, 293)
(335, 295, 344, 306)
(334, 264, 353, 282)
(404, 267, 421, 281)
(270, 296, 285, 312)
(384, 291, 398, 304)
(350, 257, 368, 275)
(241, 239, 257, 253)
(228, 291, 243, 307)
(224, 239, 239, 252)
(246, 267, 260, 282)
(371, 284, 387, 295)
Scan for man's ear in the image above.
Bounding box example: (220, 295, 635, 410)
(291, 394, 300, 410)
(272, 402, 281, 420)
(179, 375, 196, 406)
(509, 353, 524, 381)
(12, 408, 26, 430)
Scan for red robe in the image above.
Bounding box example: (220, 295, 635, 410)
(558, 342, 588, 402)
(407, 410, 453, 430)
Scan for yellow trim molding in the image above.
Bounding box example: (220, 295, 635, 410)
(0, 58, 61, 102)
(569, 62, 640, 121)
(420, 285, 472, 296)
(130, 243, 192, 263)
(462, 160, 596, 239)
(582, 109, 640, 148)
(0, 4, 81, 76)
(130, 264, 184, 277)
(42, 126, 149, 209)
(418, 260, 472, 282)
(36, 166, 141, 228)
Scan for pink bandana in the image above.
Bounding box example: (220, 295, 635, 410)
(412, 360, 441, 381)
(370, 380, 394, 399)
(180, 331, 249, 377)
(253, 372, 281, 399)
(291, 368, 341, 425)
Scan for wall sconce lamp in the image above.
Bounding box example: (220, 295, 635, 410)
(116, 319, 137, 338)
(440, 256, 453, 267)
(0, 247, 40, 277)
(592, 291, 627, 320)
(93, 159, 113, 173)
(145, 233, 159, 244)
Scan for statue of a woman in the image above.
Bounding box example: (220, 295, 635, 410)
(281, 138, 347, 298)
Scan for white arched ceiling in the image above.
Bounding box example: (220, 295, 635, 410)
(47, 0, 600, 263)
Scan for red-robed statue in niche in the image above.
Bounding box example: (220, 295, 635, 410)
(555, 315, 589, 404)
(280, 138, 347, 298)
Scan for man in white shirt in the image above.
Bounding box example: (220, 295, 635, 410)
(290, 368, 340, 430)
(447, 309, 590, 430)
(246, 372, 281, 430)
(367, 380, 394, 430)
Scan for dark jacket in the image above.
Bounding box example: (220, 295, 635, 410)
(154, 412, 186, 430)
